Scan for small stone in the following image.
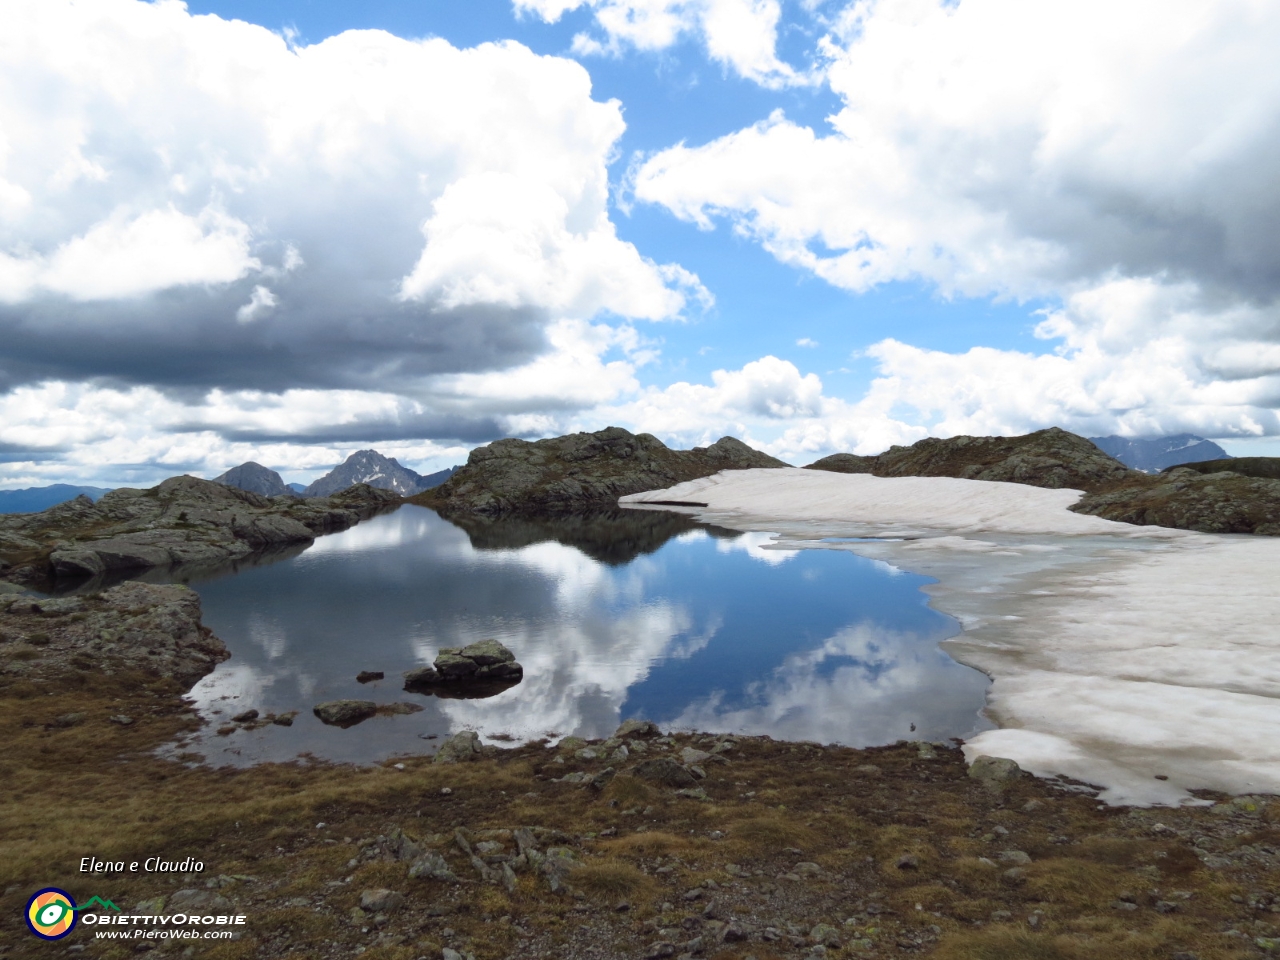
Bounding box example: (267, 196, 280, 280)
(968, 755, 1024, 790)
(680, 747, 712, 765)
(1003, 867, 1027, 884)
(433, 730, 480, 764)
(645, 943, 676, 959)
(408, 852, 459, 883)
(795, 862, 822, 877)
(109, 715, 134, 725)
(998, 850, 1031, 865)
(632, 757, 698, 787)
(356, 671, 384, 683)
(719, 922, 748, 943)
(675, 787, 709, 801)
(271, 712, 295, 726)
(359, 889, 403, 914)
(1021, 799, 1043, 812)
(230, 709, 259, 723)
(312, 700, 377, 727)
(1154, 900, 1178, 914)
(855, 764, 881, 776)
(810, 923, 841, 947)
(616, 719, 661, 739)
(895, 855, 919, 870)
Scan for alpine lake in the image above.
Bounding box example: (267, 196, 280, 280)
(134, 504, 991, 765)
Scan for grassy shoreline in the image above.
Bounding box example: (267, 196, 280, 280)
(3, 663, 1278, 960)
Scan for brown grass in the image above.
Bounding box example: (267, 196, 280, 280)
(568, 859, 655, 900)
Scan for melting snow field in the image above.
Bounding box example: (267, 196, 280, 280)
(622, 468, 1280, 807)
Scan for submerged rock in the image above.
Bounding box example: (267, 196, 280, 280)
(313, 700, 378, 727)
(413, 426, 787, 516)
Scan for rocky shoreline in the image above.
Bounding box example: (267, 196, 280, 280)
(0, 476, 401, 588)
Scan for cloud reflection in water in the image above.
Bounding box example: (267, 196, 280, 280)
(177, 506, 988, 765)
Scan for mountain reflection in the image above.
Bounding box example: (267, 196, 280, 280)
(173, 505, 989, 766)
(439, 507, 703, 565)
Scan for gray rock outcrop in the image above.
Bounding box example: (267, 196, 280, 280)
(0, 581, 228, 687)
(0, 476, 400, 585)
(414, 427, 787, 516)
(212, 462, 294, 497)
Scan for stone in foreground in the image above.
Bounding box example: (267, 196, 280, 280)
(313, 700, 378, 727)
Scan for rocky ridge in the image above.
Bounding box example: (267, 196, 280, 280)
(414, 427, 787, 516)
(805, 427, 1133, 490)
(0, 475, 400, 585)
(807, 428, 1280, 536)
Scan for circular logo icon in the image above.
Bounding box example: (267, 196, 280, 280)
(26, 888, 78, 940)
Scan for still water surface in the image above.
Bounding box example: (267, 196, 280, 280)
(177, 505, 990, 765)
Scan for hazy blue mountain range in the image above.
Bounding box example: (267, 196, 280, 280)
(1089, 434, 1231, 473)
(0, 484, 111, 514)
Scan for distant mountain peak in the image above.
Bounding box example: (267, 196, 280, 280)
(212, 461, 293, 497)
(302, 449, 432, 498)
(1088, 434, 1231, 473)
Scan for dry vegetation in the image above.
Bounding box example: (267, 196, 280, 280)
(2, 663, 1280, 960)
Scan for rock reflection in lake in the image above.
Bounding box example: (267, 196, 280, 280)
(173, 505, 990, 765)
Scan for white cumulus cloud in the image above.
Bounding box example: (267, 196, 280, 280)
(633, 0, 1280, 441)
(515, 0, 803, 87)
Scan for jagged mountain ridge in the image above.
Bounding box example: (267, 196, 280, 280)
(302, 450, 458, 497)
(1088, 434, 1231, 473)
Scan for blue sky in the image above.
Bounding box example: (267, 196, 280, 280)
(1, 0, 1278, 486)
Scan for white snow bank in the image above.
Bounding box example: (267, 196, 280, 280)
(624, 468, 1167, 538)
(622, 468, 1280, 806)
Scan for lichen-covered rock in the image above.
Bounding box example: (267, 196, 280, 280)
(412, 426, 787, 515)
(968, 755, 1025, 791)
(404, 640, 524, 691)
(0, 580, 228, 686)
(433, 730, 481, 764)
(615, 718, 661, 739)
(312, 700, 378, 727)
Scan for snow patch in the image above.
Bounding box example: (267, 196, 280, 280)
(623, 468, 1280, 806)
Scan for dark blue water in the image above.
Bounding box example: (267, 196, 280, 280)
(175, 505, 990, 765)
